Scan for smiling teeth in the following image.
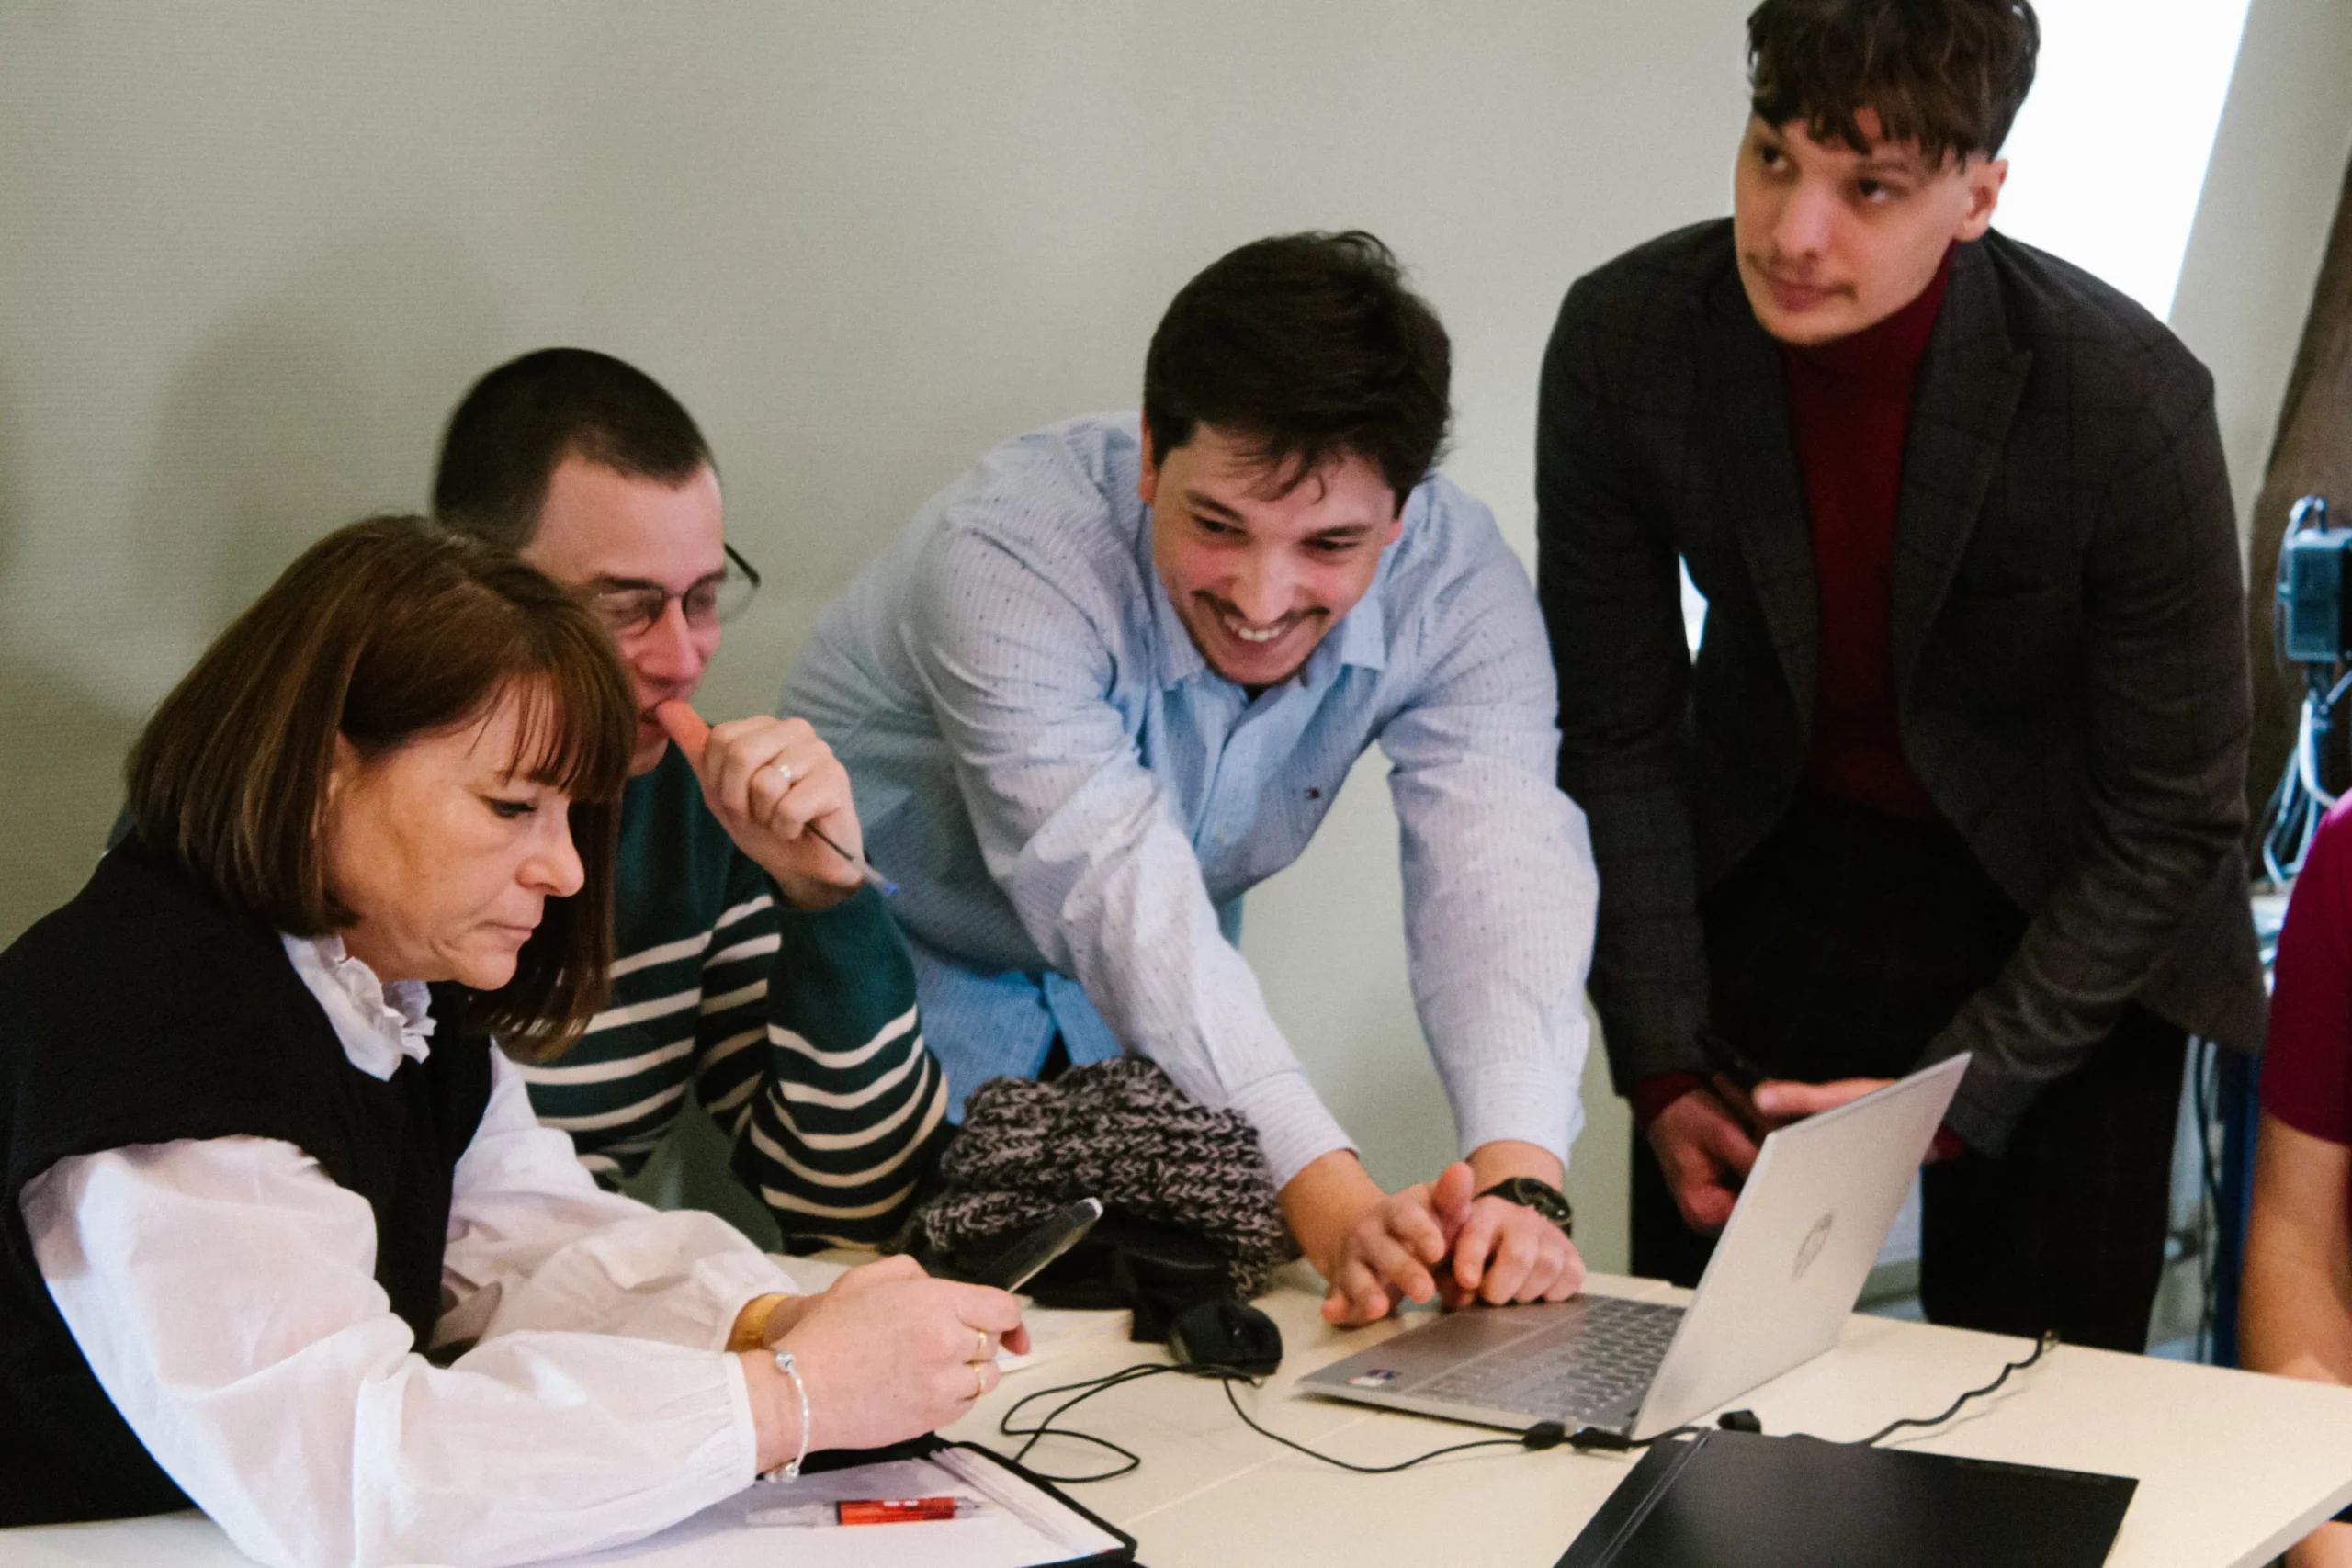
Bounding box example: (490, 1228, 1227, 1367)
(1223, 615, 1287, 643)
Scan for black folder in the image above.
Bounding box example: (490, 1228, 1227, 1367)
(802, 1436, 1137, 1566)
(1556, 1428, 2136, 1568)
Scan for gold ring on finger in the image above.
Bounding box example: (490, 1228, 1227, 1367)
(768, 760, 797, 788)
(975, 1328, 989, 1362)
(970, 1361, 989, 1401)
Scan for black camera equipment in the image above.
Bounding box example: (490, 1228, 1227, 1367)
(2266, 495, 2349, 880)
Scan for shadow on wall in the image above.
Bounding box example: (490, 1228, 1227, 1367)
(2, 231, 503, 944)
(0, 358, 145, 944)
(120, 230, 503, 659)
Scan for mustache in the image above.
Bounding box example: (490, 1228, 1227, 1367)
(1196, 598, 1327, 627)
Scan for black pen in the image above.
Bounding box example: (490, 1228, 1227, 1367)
(807, 822, 899, 897)
(1696, 1027, 1770, 1091)
(656, 700, 900, 897)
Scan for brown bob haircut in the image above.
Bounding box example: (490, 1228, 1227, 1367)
(125, 513, 635, 1059)
(1747, 0, 2040, 165)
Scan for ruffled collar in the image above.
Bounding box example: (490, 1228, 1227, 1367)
(279, 932, 437, 1081)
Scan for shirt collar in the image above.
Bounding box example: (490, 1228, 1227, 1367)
(279, 932, 437, 1081)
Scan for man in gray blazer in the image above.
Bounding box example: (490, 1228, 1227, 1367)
(1538, 0, 2265, 1351)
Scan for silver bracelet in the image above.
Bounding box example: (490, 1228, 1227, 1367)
(762, 1348, 811, 1482)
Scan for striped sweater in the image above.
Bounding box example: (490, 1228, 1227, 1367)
(516, 746, 950, 1249)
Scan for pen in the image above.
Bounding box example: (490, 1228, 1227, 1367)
(806, 821, 900, 897)
(747, 1496, 988, 1528)
(653, 699, 901, 897)
(1696, 1026, 1770, 1091)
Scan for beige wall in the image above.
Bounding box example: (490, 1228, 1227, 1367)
(4, 0, 1758, 1268)
(6, 2, 2344, 1275)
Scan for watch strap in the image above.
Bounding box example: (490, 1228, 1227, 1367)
(1477, 1176, 1574, 1236)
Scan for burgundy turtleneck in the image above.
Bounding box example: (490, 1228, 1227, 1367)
(1782, 245, 1952, 820)
(1631, 250, 1963, 1150)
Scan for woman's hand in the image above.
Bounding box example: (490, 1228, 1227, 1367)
(742, 1256, 1029, 1466)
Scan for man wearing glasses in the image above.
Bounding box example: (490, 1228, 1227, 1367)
(431, 348, 949, 1251)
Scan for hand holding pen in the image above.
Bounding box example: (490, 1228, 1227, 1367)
(655, 700, 899, 903)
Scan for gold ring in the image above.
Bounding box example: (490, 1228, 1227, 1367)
(768, 760, 797, 788)
(976, 1327, 990, 1363)
(970, 1360, 989, 1401)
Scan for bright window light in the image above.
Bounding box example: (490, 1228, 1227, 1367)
(1994, 0, 2255, 321)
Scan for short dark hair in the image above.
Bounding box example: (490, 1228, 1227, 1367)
(1747, 0, 2040, 164)
(1142, 231, 1451, 512)
(126, 514, 635, 1059)
(433, 347, 712, 549)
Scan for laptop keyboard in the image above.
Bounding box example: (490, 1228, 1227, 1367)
(1415, 1296, 1684, 1423)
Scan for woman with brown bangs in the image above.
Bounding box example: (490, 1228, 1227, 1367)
(0, 516, 1025, 1566)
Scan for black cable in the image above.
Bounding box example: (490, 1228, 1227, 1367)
(1557, 1422, 1702, 1453)
(1216, 1376, 1534, 1473)
(2192, 1035, 2224, 1363)
(998, 1333, 2058, 1481)
(996, 1362, 1185, 1481)
(1854, 1331, 2057, 1446)
(2261, 680, 2341, 882)
(994, 1359, 1571, 1482)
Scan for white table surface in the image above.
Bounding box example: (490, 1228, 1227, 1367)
(11, 1264, 2352, 1568)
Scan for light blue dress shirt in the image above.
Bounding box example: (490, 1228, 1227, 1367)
(780, 414, 1597, 1185)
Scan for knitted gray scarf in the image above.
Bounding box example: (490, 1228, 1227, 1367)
(911, 1058, 1298, 1297)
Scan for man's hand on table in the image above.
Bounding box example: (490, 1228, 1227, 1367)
(1283, 1144, 1584, 1327)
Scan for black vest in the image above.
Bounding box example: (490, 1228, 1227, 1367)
(0, 842, 492, 1526)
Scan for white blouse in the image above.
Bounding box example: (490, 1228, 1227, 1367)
(19, 933, 798, 1568)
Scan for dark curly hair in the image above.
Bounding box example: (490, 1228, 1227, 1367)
(1142, 230, 1451, 513)
(1747, 0, 2041, 164)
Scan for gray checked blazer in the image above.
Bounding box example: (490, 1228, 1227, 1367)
(1536, 220, 2266, 1156)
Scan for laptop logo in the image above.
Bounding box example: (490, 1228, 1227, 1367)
(1792, 1211, 1835, 1282)
(1349, 1370, 1401, 1388)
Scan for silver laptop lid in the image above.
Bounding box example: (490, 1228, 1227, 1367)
(1631, 1054, 1966, 1439)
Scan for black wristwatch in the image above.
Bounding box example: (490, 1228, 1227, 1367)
(1478, 1177, 1574, 1237)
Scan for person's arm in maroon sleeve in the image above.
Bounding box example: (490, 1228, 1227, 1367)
(2261, 802, 2352, 1147)
(2243, 805, 2352, 1568)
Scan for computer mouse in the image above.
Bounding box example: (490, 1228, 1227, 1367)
(1167, 1296, 1283, 1377)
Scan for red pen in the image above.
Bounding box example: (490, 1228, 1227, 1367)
(747, 1496, 989, 1528)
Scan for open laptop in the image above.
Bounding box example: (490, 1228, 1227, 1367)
(1300, 1055, 1966, 1440)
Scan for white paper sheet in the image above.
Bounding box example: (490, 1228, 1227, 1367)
(553, 1451, 1123, 1568)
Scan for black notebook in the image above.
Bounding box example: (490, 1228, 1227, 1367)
(1557, 1428, 2136, 1568)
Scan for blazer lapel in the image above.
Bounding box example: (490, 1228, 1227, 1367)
(1889, 240, 2032, 692)
(1696, 273, 1818, 728)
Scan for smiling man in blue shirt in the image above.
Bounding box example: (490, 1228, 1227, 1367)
(782, 232, 1599, 1322)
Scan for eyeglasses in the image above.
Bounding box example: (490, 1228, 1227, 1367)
(582, 544, 762, 637)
